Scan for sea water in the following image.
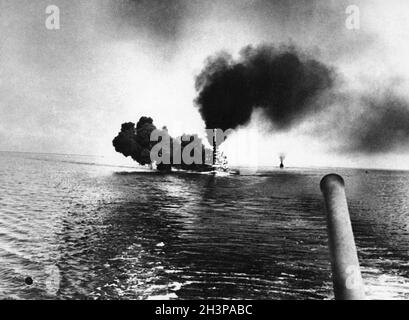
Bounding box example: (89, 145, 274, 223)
(0, 151, 408, 299)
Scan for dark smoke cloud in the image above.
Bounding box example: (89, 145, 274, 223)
(113, 116, 213, 171)
(194, 43, 409, 156)
(346, 93, 409, 154)
(112, 117, 156, 166)
(194, 44, 335, 132)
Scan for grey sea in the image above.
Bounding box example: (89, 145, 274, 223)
(0, 151, 408, 300)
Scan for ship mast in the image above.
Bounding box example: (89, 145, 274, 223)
(212, 128, 217, 166)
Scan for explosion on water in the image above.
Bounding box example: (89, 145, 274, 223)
(279, 154, 286, 168)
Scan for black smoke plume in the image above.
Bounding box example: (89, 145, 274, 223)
(195, 44, 335, 132)
(113, 117, 156, 166)
(113, 116, 213, 171)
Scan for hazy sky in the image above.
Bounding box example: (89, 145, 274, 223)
(1, 0, 409, 169)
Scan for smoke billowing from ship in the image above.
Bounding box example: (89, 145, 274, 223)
(195, 44, 409, 156)
(113, 116, 213, 171)
(113, 42, 409, 168)
(195, 44, 335, 133)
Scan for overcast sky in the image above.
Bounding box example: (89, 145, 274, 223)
(1, 0, 409, 169)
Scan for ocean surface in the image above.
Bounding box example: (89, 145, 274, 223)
(0, 151, 408, 300)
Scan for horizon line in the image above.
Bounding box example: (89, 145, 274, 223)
(0, 150, 105, 158)
(1, 150, 408, 172)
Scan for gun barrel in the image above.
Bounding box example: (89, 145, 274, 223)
(320, 174, 366, 300)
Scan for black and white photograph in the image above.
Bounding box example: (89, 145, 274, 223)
(1, 0, 409, 306)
